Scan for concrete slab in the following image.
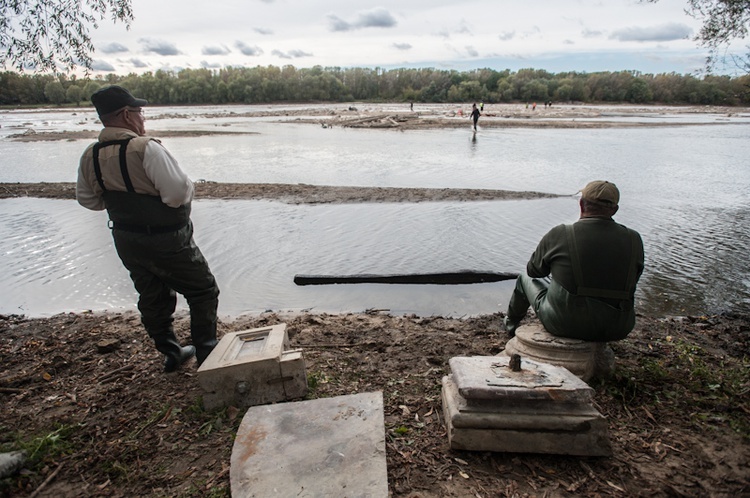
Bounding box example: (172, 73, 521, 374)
(442, 356, 611, 456)
(231, 391, 388, 497)
(442, 376, 610, 456)
(449, 356, 594, 403)
(197, 324, 307, 409)
(503, 324, 609, 381)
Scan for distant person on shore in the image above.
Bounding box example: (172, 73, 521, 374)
(470, 103, 481, 131)
(76, 85, 220, 373)
(502, 181, 644, 342)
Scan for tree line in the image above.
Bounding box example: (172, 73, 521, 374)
(1, 65, 749, 107)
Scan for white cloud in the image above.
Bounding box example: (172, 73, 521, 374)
(139, 38, 181, 56)
(235, 41, 264, 56)
(610, 23, 693, 42)
(202, 45, 232, 56)
(272, 49, 313, 59)
(99, 42, 129, 54)
(92, 60, 116, 71)
(327, 8, 397, 32)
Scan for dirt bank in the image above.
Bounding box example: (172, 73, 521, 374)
(1, 310, 748, 497)
(0, 182, 565, 204)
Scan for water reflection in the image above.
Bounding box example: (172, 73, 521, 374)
(1, 195, 748, 318)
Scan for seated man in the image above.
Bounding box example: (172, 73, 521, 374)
(504, 181, 644, 342)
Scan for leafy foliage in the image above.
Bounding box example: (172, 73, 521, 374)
(1, 65, 749, 107)
(0, 0, 133, 72)
(647, 0, 750, 73)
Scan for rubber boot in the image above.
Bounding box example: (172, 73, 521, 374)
(148, 328, 195, 372)
(164, 345, 196, 373)
(188, 298, 219, 366)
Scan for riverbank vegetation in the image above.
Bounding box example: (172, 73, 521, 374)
(2, 65, 749, 108)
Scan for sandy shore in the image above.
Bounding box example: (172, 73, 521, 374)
(5, 103, 745, 144)
(0, 181, 565, 204)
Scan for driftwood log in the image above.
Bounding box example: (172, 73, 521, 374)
(293, 271, 519, 286)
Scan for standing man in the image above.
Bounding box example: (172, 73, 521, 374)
(470, 103, 481, 131)
(77, 85, 220, 372)
(503, 181, 644, 342)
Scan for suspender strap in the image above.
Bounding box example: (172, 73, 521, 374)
(92, 138, 136, 193)
(565, 224, 633, 301)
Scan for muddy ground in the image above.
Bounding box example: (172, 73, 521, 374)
(1, 310, 748, 498)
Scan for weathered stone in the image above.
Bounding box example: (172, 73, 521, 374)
(502, 323, 611, 381)
(197, 324, 307, 410)
(442, 356, 611, 456)
(230, 392, 388, 497)
(96, 338, 120, 354)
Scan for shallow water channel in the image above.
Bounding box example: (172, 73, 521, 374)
(1, 104, 749, 318)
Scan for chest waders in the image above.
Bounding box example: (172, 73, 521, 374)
(92, 138, 202, 371)
(92, 138, 190, 233)
(564, 224, 639, 308)
(537, 225, 640, 341)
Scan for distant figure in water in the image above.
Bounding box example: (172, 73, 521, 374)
(470, 103, 481, 131)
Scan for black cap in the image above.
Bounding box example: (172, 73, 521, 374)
(91, 85, 148, 116)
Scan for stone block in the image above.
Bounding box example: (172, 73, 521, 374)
(197, 324, 307, 410)
(231, 392, 388, 497)
(442, 356, 611, 456)
(503, 323, 616, 381)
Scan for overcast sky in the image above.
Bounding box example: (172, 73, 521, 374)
(87, 0, 736, 76)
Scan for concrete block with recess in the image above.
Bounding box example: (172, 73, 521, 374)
(442, 356, 611, 456)
(197, 324, 307, 410)
(503, 323, 615, 381)
(231, 391, 388, 498)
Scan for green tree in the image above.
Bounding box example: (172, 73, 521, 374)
(1, 0, 134, 72)
(625, 78, 653, 103)
(44, 80, 65, 104)
(66, 83, 83, 105)
(83, 81, 100, 100)
(646, 0, 750, 73)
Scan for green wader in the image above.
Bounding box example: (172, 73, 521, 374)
(507, 225, 640, 342)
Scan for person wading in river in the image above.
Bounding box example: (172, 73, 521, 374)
(76, 85, 220, 372)
(503, 180, 644, 342)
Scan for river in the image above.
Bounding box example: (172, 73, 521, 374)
(1, 103, 749, 317)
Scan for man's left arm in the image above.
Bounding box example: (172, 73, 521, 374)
(143, 140, 194, 208)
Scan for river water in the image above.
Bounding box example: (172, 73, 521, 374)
(1, 104, 749, 318)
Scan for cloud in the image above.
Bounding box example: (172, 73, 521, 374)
(327, 15, 352, 32)
(582, 28, 604, 39)
(129, 58, 148, 68)
(357, 8, 397, 28)
(498, 31, 515, 41)
(235, 41, 264, 56)
(436, 20, 472, 40)
(202, 45, 231, 56)
(254, 27, 274, 35)
(393, 42, 412, 51)
(200, 60, 223, 69)
(271, 49, 313, 59)
(91, 60, 116, 71)
(139, 38, 181, 56)
(610, 23, 692, 42)
(328, 8, 397, 32)
(99, 42, 129, 54)
(466, 46, 478, 57)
